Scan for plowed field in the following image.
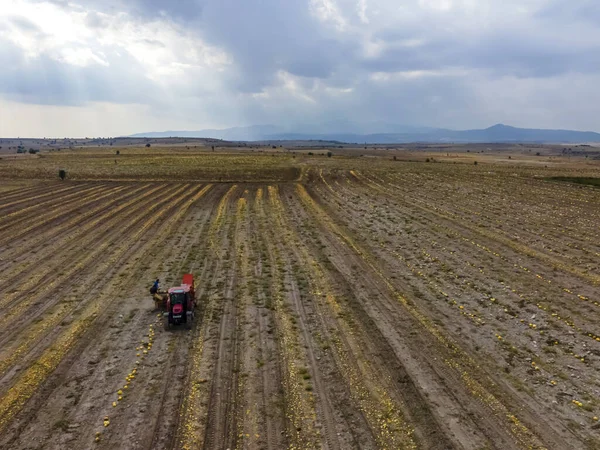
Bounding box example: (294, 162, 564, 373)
(1, 153, 600, 449)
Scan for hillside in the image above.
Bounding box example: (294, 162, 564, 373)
(130, 124, 600, 143)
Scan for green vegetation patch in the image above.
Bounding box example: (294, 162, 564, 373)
(547, 177, 600, 188)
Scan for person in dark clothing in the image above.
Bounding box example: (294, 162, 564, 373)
(150, 279, 160, 295)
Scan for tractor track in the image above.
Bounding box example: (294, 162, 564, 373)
(145, 186, 224, 450)
(254, 188, 302, 450)
(173, 184, 240, 450)
(74, 183, 214, 450)
(222, 187, 289, 450)
(301, 214, 508, 447)
(242, 187, 286, 450)
(202, 188, 245, 450)
(294, 182, 509, 447)
(288, 274, 342, 450)
(273, 233, 343, 449)
(266, 186, 349, 449)
(265, 186, 323, 449)
(145, 331, 189, 450)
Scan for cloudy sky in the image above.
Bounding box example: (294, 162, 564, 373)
(0, 0, 599, 137)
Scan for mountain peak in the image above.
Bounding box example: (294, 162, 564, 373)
(487, 123, 513, 130)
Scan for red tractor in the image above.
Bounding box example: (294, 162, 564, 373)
(164, 274, 196, 330)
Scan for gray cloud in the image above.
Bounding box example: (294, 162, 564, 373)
(7, 15, 44, 33)
(363, 25, 600, 79)
(196, 0, 352, 90)
(76, 0, 355, 88)
(136, 0, 203, 19)
(41, 0, 204, 20)
(138, 38, 166, 48)
(84, 11, 110, 28)
(536, 0, 600, 22)
(2, 0, 600, 135)
(0, 38, 157, 106)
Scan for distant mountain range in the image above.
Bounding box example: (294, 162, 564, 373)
(129, 124, 600, 144)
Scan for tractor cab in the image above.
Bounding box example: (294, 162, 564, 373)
(164, 274, 196, 329)
(168, 287, 188, 315)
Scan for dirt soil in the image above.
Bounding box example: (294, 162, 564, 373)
(1, 155, 600, 450)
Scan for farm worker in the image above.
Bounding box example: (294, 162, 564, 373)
(150, 279, 159, 295)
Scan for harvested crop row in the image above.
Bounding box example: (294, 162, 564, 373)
(76, 184, 216, 450)
(272, 185, 424, 449)
(141, 186, 225, 450)
(0, 184, 150, 275)
(236, 187, 286, 449)
(202, 191, 247, 450)
(0, 184, 197, 380)
(0, 184, 186, 334)
(334, 172, 600, 349)
(309, 171, 598, 447)
(360, 170, 600, 285)
(0, 182, 89, 213)
(0, 183, 144, 276)
(0, 184, 191, 386)
(0, 182, 138, 247)
(0, 184, 212, 442)
(2, 159, 597, 450)
(175, 185, 241, 450)
(296, 182, 552, 449)
(0, 184, 107, 231)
